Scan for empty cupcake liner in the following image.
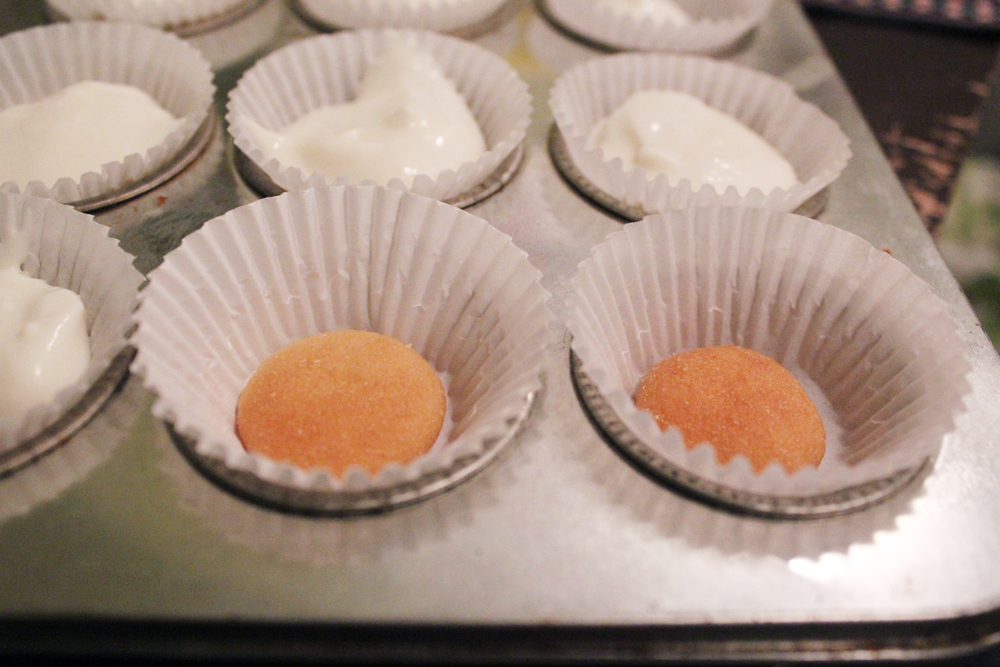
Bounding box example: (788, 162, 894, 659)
(567, 207, 971, 506)
(0, 22, 215, 208)
(131, 184, 555, 513)
(541, 0, 774, 54)
(292, 0, 510, 34)
(549, 52, 851, 215)
(0, 193, 144, 464)
(45, 0, 254, 32)
(226, 29, 531, 204)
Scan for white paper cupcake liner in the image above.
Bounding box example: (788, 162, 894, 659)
(0, 194, 144, 460)
(45, 0, 252, 31)
(549, 52, 851, 215)
(155, 396, 527, 564)
(0, 22, 215, 208)
(567, 207, 971, 507)
(226, 29, 531, 204)
(131, 184, 555, 512)
(541, 0, 774, 53)
(293, 0, 510, 33)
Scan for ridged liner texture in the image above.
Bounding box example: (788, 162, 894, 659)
(549, 52, 851, 214)
(226, 29, 531, 203)
(0, 22, 214, 205)
(296, 0, 509, 32)
(46, 0, 249, 29)
(544, 0, 774, 54)
(131, 184, 555, 496)
(0, 193, 144, 454)
(567, 207, 971, 497)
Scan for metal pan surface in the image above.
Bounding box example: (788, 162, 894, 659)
(2, 1, 1000, 663)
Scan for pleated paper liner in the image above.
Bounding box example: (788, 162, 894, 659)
(46, 0, 287, 71)
(46, 0, 290, 71)
(131, 184, 556, 515)
(226, 29, 531, 206)
(547, 124, 828, 222)
(0, 22, 215, 211)
(289, 0, 512, 36)
(571, 353, 932, 519)
(44, 0, 261, 34)
(0, 194, 144, 475)
(567, 207, 971, 518)
(153, 405, 531, 563)
(539, 0, 774, 54)
(234, 138, 525, 210)
(549, 52, 851, 217)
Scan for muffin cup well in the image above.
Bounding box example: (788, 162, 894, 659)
(0, 194, 143, 467)
(549, 52, 851, 216)
(567, 207, 971, 514)
(0, 22, 215, 209)
(226, 29, 531, 205)
(541, 0, 774, 54)
(131, 184, 555, 514)
(292, 0, 510, 34)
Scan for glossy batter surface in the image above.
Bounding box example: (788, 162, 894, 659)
(0, 80, 183, 189)
(243, 36, 486, 188)
(587, 89, 798, 196)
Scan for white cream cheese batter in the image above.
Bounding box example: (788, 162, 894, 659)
(0, 80, 184, 189)
(587, 89, 798, 195)
(597, 0, 691, 26)
(242, 37, 487, 188)
(0, 231, 90, 421)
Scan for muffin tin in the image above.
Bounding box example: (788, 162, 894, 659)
(132, 185, 555, 515)
(3, 0, 1000, 662)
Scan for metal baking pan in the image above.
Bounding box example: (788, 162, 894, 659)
(4, 0, 1000, 662)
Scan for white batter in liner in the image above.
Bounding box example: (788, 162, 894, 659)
(0, 22, 214, 206)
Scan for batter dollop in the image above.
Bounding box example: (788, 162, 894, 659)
(0, 231, 90, 420)
(242, 37, 487, 188)
(0, 80, 184, 189)
(587, 89, 798, 195)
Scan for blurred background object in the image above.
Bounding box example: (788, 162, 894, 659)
(804, 0, 1000, 232)
(805, 0, 1000, 347)
(804, 0, 1000, 31)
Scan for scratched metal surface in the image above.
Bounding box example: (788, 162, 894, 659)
(2, 0, 1000, 661)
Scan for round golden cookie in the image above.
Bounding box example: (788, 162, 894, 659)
(236, 330, 446, 477)
(633, 345, 825, 473)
